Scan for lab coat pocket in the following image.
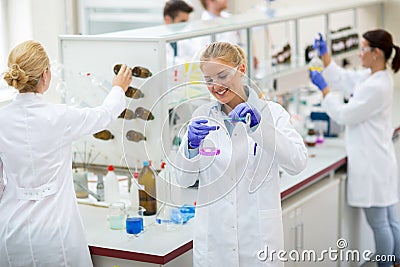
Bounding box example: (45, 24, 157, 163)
(258, 209, 284, 252)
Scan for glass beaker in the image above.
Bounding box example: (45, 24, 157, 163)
(126, 206, 145, 235)
(108, 202, 126, 230)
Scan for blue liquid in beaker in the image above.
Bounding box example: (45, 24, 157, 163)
(126, 217, 144, 234)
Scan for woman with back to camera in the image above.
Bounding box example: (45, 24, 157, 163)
(0, 40, 132, 267)
(310, 29, 400, 267)
(174, 42, 307, 266)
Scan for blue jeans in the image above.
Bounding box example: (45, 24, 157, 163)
(364, 204, 400, 267)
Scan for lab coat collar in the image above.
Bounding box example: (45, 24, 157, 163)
(14, 92, 44, 103)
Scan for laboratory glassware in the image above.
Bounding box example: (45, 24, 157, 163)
(73, 169, 89, 198)
(155, 162, 182, 230)
(125, 86, 144, 99)
(126, 130, 146, 142)
(93, 130, 114, 140)
(96, 174, 105, 201)
(108, 202, 126, 230)
(126, 206, 145, 235)
(118, 108, 135, 120)
(138, 161, 157, 216)
(130, 164, 140, 208)
(134, 107, 155, 121)
(113, 64, 152, 78)
(305, 124, 317, 147)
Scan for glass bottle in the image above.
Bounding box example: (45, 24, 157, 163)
(305, 125, 317, 147)
(126, 130, 146, 142)
(125, 86, 144, 99)
(96, 174, 105, 201)
(308, 54, 323, 73)
(138, 161, 157, 216)
(132, 66, 152, 78)
(93, 130, 114, 140)
(135, 107, 154, 121)
(118, 108, 135, 120)
(113, 64, 152, 78)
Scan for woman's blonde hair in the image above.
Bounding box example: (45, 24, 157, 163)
(3, 40, 49, 92)
(200, 42, 247, 69)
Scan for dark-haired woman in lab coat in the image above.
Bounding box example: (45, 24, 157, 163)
(310, 29, 400, 267)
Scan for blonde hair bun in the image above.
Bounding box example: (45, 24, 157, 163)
(4, 64, 29, 91)
(3, 40, 49, 92)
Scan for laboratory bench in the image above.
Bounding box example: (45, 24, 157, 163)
(79, 88, 400, 266)
(77, 138, 351, 267)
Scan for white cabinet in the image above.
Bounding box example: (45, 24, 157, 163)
(282, 176, 340, 267)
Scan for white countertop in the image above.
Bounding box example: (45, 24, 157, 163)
(78, 203, 194, 263)
(79, 87, 400, 262)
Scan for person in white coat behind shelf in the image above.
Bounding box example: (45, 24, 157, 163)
(310, 29, 400, 267)
(0, 40, 132, 267)
(173, 42, 307, 267)
(164, 0, 200, 66)
(199, 0, 259, 69)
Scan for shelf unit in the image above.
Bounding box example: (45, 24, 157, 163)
(59, 0, 384, 169)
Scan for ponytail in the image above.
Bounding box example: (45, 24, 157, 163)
(391, 45, 400, 73)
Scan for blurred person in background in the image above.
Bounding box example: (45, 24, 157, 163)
(310, 29, 400, 267)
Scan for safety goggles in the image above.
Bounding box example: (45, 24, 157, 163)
(203, 65, 239, 87)
(360, 46, 375, 53)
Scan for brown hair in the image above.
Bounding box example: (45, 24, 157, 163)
(363, 29, 400, 73)
(200, 42, 247, 69)
(164, 0, 193, 19)
(200, 0, 207, 9)
(3, 40, 49, 92)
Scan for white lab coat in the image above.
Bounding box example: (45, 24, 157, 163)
(201, 10, 241, 45)
(174, 88, 307, 267)
(0, 87, 125, 267)
(322, 61, 399, 207)
(166, 39, 204, 67)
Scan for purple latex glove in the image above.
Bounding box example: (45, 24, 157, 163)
(188, 120, 219, 149)
(310, 70, 328, 91)
(229, 103, 261, 128)
(313, 33, 328, 56)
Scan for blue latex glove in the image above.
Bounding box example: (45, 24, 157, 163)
(313, 33, 328, 56)
(310, 70, 328, 91)
(188, 119, 219, 149)
(228, 103, 261, 128)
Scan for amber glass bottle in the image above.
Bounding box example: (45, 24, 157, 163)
(93, 130, 114, 140)
(125, 86, 144, 99)
(126, 130, 146, 142)
(118, 109, 135, 120)
(113, 64, 152, 78)
(138, 161, 157, 216)
(135, 107, 154, 121)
